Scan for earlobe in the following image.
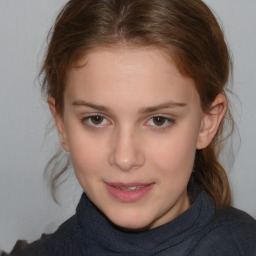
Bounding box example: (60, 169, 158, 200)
(197, 94, 227, 150)
(48, 97, 69, 152)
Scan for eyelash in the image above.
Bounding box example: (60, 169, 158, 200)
(146, 115, 175, 130)
(80, 114, 175, 131)
(80, 114, 111, 128)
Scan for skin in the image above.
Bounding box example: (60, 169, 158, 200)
(49, 46, 227, 230)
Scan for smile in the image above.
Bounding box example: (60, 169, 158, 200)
(105, 182, 155, 203)
(114, 185, 146, 191)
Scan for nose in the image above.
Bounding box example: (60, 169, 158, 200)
(108, 128, 145, 172)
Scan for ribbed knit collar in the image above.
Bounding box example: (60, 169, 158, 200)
(75, 189, 215, 255)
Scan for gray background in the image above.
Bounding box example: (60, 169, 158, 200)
(0, 0, 255, 252)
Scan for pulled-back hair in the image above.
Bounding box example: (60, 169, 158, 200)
(41, 0, 233, 208)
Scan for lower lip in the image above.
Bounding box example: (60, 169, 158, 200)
(105, 183, 154, 203)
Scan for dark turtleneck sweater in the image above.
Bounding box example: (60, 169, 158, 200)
(6, 190, 256, 256)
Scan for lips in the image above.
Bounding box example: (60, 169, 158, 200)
(105, 182, 154, 203)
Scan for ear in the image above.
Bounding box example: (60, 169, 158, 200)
(48, 97, 69, 152)
(197, 94, 227, 150)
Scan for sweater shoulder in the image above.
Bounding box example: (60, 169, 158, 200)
(214, 206, 256, 236)
(218, 206, 256, 224)
(8, 215, 81, 256)
(7, 234, 51, 256)
(192, 206, 256, 256)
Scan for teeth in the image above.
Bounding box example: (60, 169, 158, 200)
(127, 186, 140, 191)
(116, 186, 145, 191)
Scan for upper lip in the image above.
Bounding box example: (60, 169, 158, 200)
(105, 182, 154, 187)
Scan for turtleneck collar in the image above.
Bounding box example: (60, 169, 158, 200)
(75, 189, 215, 255)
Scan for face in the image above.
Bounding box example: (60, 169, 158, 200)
(54, 46, 206, 230)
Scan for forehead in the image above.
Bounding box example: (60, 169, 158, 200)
(65, 46, 199, 109)
(69, 45, 181, 84)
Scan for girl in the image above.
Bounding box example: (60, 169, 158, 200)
(6, 0, 256, 255)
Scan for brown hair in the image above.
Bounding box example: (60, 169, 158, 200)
(41, 0, 233, 208)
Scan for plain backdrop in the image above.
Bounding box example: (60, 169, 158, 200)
(0, 0, 255, 253)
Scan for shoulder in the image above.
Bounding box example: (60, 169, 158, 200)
(215, 206, 256, 239)
(5, 234, 50, 256)
(8, 215, 83, 256)
(193, 206, 256, 256)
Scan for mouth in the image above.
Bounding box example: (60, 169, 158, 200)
(105, 182, 155, 203)
(113, 185, 147, 191)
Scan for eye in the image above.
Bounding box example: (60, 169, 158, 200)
(81, 114, 110, 127)
(146, 115, 174, 129)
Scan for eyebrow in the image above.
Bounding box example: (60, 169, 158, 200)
(72, 100, 186, 113)
(139, 102, 187, 114)
(72, 100, 111, 112)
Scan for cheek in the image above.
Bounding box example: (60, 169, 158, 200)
(67, 131, 107, 179)
(147, 127, 199, 177)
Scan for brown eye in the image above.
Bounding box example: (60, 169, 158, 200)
(146, 115, 174, 129)
(152, 116, 166, 126)
(90, 115, 104, 124)
(81, 114, 110, 128)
